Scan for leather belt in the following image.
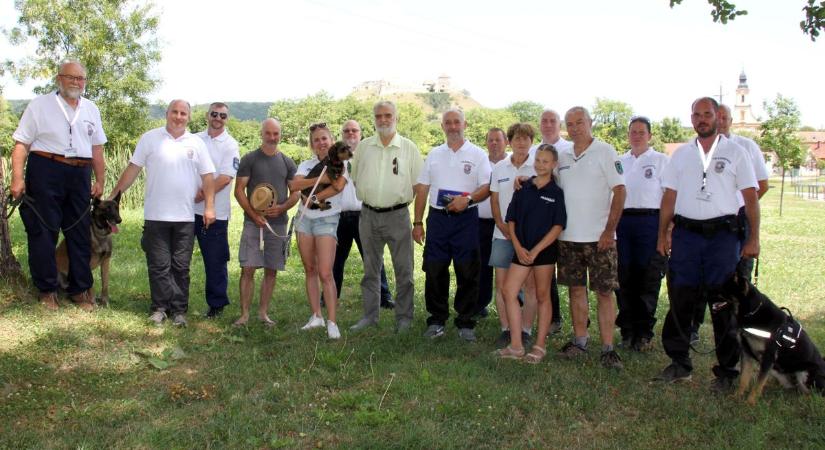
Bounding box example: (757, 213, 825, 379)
(363, 203, 408, 213)
(674, 214, 738, 237)
(429, 206, 474, 216)
(31, 151, 92, 168)
(340, 210, 361, 218)
(623, 208, 660, 216)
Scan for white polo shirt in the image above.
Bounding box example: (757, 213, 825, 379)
(730, 134, 769, 181)
(529, 137, 572, 158)
(490, 153, 536, 240)
(338, 164, 362, 212)
(661, 135, 757, 220)
(296, 157, 343, 219)
(619, 148, 669, 209)
(418, 140, 492, 209)
(556, 139, 625, 243)
(13, 91, 107, 157)
(131, 127, 215, 222)
(194, 130, 240, 220)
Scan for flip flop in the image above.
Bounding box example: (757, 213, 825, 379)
(495, 346, 525, 360)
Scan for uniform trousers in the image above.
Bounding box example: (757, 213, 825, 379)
(661, 222, 740, 378)
(19, 153, 92, 295)
(423, 207, 480, 329)
(194, 215, 230, 309)
(474, 218, 495, 315)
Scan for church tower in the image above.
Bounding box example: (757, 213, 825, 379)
(732, 70, 759, 131)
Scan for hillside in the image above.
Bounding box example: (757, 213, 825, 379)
(149, 101, 272, 120)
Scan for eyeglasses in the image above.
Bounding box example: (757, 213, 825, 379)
(392, 157, 398, 175)
(210, 111, 228, 119)
(309, 122, 328, 132)
(59, 74, 86, 82)
(342, 128, 361, 134)
(630, 115, 651, 126)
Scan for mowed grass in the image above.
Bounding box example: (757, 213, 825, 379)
(1, 180, 824, 449)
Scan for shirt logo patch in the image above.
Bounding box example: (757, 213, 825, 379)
(714, 161, 726, 173)
(540, 196, 555, 203)
(233, 157, 240, 170)
(497, 177, 511, 183)
(615, 161, 624, 175)
(464, 163, 471, 174)
(644, 167, 653, 179)
(558, 165, 571, 172)
(85, 121, 95, 136)
(187, 148, 194, 160)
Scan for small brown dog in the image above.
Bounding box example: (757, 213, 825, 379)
(56, 192, 122, 306)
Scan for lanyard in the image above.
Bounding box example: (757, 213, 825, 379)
(696, 135, 720, 190)
(55, 93, 82, 148)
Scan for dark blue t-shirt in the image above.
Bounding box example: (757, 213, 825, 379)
(505, 177, 566, 250)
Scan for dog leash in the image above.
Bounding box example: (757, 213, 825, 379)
(6, 193, 91, 232)
(258, 165, 328, 251)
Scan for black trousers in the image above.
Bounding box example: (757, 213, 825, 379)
(195, 215, 230, 309)
(332, 211, 391, 300)
(141, 220, 195, 315)
(475, 218, 495, 315)
(19, 154, 92, 295)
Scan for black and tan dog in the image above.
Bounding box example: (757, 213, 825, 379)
(56, 191, 122, 306)
(301, 141, 352, 210)
(716, 272, 825, 404)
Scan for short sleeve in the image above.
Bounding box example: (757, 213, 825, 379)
(218, 141, 240, 178)
(477, 154, 492, 187)
(660, 150, 680, 191)
(734, 149, 758, 192)
(553, 188, 567, 229)
(409, 142, 424, 184)
(600, 144, 625, 189)
(90, 105, 107, 146)
(416, 151, 434, 185)
(286, 156, 298, 181)
(236, 152, 253, 178)
(489, 165, 501, 193)
(12, 103, 38, 145)
(130, 133, 151, 167)
(505, 189, 521, 223)
(196, 141, 216, 175)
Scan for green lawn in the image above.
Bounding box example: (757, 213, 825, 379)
(1, 181, 824, 449)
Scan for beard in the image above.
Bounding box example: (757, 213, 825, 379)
(376, 123, 396, 137)
(61, 86, 83, 100)
(695, 122, 717, 138)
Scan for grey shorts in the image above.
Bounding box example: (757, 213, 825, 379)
(239, 220, 287, 270)
(488, 238, 514, 268)
(295, 214, 339, 239)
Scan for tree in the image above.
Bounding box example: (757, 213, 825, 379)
(464, 108, 519, 148)
(759, 94, 806, 216)
(506, 101, 544, 124)
(0, 91, 23, 280)
(669, 0, 825, 41)
(2, 0, 161, 148)
(591, 98, 634, 152)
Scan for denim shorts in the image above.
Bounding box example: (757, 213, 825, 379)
(488, 238, 515, 268)
(296, 214, 340, 239)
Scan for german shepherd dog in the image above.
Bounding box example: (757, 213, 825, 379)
(56, 191, 122, 306)
(716, 272, 825, 404)
(301, 141, 352, 210)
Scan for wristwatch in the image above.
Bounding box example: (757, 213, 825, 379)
(467, 197, 475, 206)
(310, 194, 318, 203)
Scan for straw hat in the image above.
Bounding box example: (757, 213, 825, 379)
(250, 183, 277, 213)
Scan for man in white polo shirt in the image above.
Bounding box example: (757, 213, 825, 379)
(111, 99, 216, 327)
(11, 59, 106, 311)
(194, 102, 240, 318)
(413, 108, 492, 342)
(529, 109, 573, 333)
(556, 106, 626, 370)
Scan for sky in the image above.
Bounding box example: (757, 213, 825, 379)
(1, 0, 824, 127)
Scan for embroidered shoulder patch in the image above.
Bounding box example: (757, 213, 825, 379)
(615, 161, 624, 175)
(233, 157, 240, 170)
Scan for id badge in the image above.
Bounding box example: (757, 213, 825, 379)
(696, 189, 712, 202)
(64, 147, 77, 158)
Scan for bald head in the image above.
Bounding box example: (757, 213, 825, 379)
(539, 109, 562, 142)
(717, 104, 733, 136)
(261, 118, 282, 148)
(165, 99, 191, 137)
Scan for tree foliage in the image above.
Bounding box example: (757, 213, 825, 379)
(2, 0, 161, 148)
(464, 108, 519, 148)
(759, 94, 806, 170)
(0, 92, 19, 157)
(506, 101, 544, 124)
(591, 98, 634, 152)
(669, 0, 825, 41)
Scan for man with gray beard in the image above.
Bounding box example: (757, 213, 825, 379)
(349, 101, 424, 333)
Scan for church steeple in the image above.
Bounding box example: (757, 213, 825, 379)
(733, 70, 759, 131)
(738, 70, 748, 88)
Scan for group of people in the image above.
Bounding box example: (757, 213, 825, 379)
(11, 60, 768, 391)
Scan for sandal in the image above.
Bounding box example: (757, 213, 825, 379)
(525, 345, 547, 364)
(495, 346, 525, 360)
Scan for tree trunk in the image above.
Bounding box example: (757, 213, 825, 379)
(0, 155, 24, 280)
(779, 166, 786, 217)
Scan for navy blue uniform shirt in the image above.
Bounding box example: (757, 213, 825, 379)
(506, 177, 566, 250)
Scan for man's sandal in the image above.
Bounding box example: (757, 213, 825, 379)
(495, 346, 525, 360)
(525, 346, 547, 364)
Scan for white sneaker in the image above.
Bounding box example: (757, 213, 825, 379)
(327, 321, 341, 339)
(301, 313, 325, 330)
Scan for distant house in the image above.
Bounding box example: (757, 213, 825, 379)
(800, 131, 825, 170)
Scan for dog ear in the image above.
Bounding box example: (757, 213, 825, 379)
(113, 190, 122, 203)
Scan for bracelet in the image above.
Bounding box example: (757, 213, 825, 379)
(413, 221, 423, 226)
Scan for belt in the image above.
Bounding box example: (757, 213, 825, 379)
(623, 208, 660, 216)
(340, 210, 361, 218)
(31, 151, 92, 168)
(429, 206, 475, 216)
(674, 214, 737, 236)
(363, 203, 408, 213)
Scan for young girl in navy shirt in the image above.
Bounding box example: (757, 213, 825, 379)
(497, 144, 566, 363)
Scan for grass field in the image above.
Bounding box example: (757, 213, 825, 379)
(1, 180, 824, 449)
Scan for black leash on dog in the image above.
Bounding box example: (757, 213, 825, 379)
(753, 257, 760, 287)
(5, 193, 91, 232)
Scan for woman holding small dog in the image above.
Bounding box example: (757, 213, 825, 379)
(289, 123, 347, 339)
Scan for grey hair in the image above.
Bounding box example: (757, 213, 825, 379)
(58, 59, 86, 75)
(373, 100, 397, 116)
(166, 99, 192, 113)
(442, 108, 465, 123)
(565, 106, 591, 122)
(541, 109, 560, 120)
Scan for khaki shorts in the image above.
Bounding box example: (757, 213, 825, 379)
(239, 220, 287, 270)
(557, 241, 619, 293)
